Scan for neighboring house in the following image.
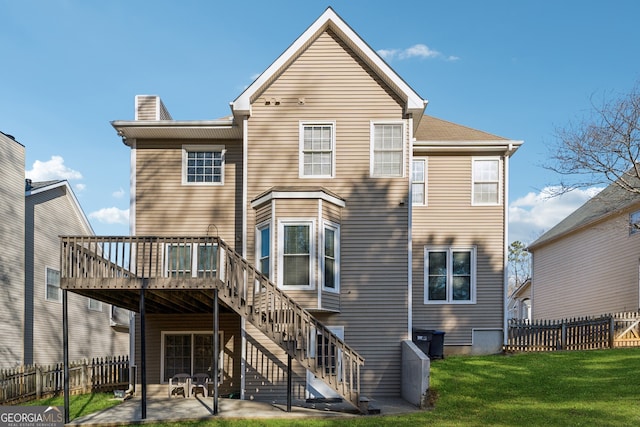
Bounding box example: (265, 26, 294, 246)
(0, 132, 129, 369)
(507, 279, 531, 321)
(61, 8, 522, 407)
(0, 131, 26, 367)
(528, 179, 640, 320)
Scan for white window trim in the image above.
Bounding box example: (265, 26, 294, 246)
(164, 243, 218, 278)
(160, 331, 224, 383)
(423, 246, 477, 304)
(256, 220, 272, 279)
(321, 220, 340, 293)
(299, 121, 336, 178)
(412, 157, 428, 206)
(277, 218, 316, 290)
(182, 144, 226, 186)
(45, 266, 61, 303)
(471, 157, 501, 206)
(370, 120, 406, 178)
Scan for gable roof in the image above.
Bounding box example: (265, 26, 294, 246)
(26, 180, 94, 235)
(231, 7, 427, 123)
(528, 178, 640, 250)
(414, 115, 522, 155)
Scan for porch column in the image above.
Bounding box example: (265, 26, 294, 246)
(140, 288, 147, 419)
(63, 289, 69, 424)
(213, 289, 219, 415)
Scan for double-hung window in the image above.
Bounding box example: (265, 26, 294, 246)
(630, 210, 640, 235)
(300, 123, 335, 177)
(278, 220, 315, 289)
(424, 247, 476, 304)
(45, 267, 61, 302)
(182, 145, 225, 185)
(371, 122, 404, 177)
(472, 158, 500, 205)
(256, 223, 271, 278)
(412, 158, 427, 205)
(322, 222, 340, 292)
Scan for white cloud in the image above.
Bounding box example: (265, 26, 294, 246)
(88, 207, 129, 225)
(74, 183, 86, 192)
(508, 186, 603, 245)
(378, 44, 455, 61)
(112, 187, 126, 198)
(26, 155, 82, 181)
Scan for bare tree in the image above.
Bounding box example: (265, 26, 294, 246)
(546, 81, 640, 194)
(508, 240, 530, 293)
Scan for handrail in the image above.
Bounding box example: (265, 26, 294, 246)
(60, 236, 364, 409)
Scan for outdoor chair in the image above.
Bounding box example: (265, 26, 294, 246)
(168, 373, 191, 398)
(191, 373, 211, 397)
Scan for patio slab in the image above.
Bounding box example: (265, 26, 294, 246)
(66, 395, 420, 426)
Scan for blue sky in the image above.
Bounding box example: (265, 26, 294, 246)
(2, 1, 639, 243)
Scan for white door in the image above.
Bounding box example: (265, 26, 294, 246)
(306, 326, 343, 399)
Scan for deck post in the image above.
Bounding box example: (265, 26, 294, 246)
(287, 354, 292, 412)
(213, 288, 219, 415)
(140, 288, 147, 419)
(63, 289, 69, 424)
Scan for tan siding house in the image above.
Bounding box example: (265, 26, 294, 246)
(67, 7, 521, 410)
(528, 182, 640, 319)
(25, 180, 130, 364)
(0, 132, 26, 368)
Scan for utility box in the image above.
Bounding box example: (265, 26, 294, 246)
(412, 329, 446, 359)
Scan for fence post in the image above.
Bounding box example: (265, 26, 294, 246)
(561, 321, 567, 350)
(35, 366, 42, 399)
(609, 315, 615, 349)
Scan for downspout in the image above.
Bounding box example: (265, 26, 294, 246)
(240, 117, 248, 400)
(503, 144, 512, 346)
(128, 140, 137, 385)
(407, 118, 414, 339)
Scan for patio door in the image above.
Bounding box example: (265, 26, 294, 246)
(162, 332, 223, 382)
(306, 326, 343, 399)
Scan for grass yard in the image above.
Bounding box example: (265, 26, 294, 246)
(23, 392, 122, 420)
(22, 348, 640, 426)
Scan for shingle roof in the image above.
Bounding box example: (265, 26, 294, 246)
(28, 180, 64, 191)
(528, 177, 640, 250)
(415, 115, 508, 141)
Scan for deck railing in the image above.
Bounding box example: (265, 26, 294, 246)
(505, 311, 640, 352)
(60, 236, 364, 409)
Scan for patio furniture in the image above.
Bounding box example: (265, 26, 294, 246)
(168, 373, 191, 398)
(190, 373, 211, 397)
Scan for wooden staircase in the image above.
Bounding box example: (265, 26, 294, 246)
(215, 238, 364, 410)
(60, 236, 365, 411)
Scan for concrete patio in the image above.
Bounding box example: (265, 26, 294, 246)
(67, 395, 421, 426)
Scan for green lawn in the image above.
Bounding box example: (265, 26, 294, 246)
(23, 348, 640, 426)
(23, 392, 122, 420)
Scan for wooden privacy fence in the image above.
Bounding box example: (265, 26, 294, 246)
(505, 311, 640, 352)
(0, 355, 129, 404)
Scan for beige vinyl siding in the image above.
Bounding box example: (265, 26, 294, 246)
(134, 313, 240, 397)
(412, 155, 505, 344)
(245, 29, 409, 397)
(0, 137, 25, 368)
(532, 212, 640, 319)
(135, 139, 242, 247)
(27, 186, 128, 365)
